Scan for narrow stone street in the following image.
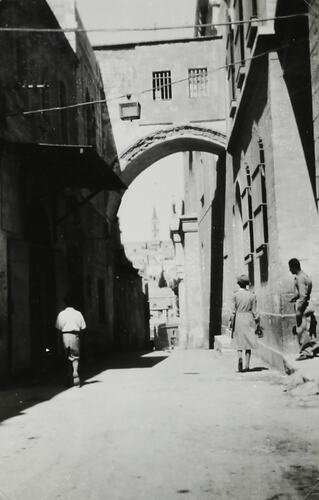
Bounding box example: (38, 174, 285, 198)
(0, 349, 319, 500)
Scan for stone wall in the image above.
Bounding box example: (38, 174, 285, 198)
(95, 38, 226, 156)
(181, 149, 225, 348)
(221, 0, 319, 366)
(0, 0, 147, 377)
(114, 252, 149, 352)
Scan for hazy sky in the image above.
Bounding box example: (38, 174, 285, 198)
(76, 0, 197, 45)
(76, 1, 195, 242)
(118, 155, 184, 243)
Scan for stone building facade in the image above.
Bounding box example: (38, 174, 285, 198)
(94, 33, 227, 350)
(94, 37, 226, 156)
(113, 233, 150, 352)
(187, 0, 319, 365)
(0, 0, 147, 378)
(124, 239, 180, 344)
(178, 150, 225, 348)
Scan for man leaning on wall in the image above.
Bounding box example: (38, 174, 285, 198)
(288, 258, 319, 360)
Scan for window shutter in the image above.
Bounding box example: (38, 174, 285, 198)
(241, 186, 250, 225)
(253, 206, 265, 253)
(243, 222, 252, 261)
(242, 186, 253, 261)
(252, 164, 268, 255)
(252, 165, 264, 213)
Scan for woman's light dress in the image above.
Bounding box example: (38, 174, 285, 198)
(230, 288, 259, 350)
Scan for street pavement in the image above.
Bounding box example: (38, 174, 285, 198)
(0, 348, 319, 500)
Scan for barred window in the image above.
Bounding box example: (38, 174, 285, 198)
(188, 68, 208, 98)
(242, 166, 254, 262)
(152, 71, 172, 100)
(252, 139, 269, 252)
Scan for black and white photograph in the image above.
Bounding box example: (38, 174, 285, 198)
(0, 0, 319, 498)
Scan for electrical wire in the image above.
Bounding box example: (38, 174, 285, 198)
(0, 13, 309, 34)
(10, 38, 306, 119)
(302, 0, 319, 16)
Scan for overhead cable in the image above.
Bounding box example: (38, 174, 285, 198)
(6, 39, 305, 119)
(0, 13, 309, 33)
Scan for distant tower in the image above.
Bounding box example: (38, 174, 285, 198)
(152, 207, 159, 241)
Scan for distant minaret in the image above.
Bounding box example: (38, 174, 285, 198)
(152, 207, 159, 241)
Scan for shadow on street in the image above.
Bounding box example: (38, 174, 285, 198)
(101, 351, 169, 370)
(0, 350, 169, 425)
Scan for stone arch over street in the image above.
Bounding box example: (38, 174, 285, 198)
(119, 125, 227, 186)
(113, 125, 227, 350)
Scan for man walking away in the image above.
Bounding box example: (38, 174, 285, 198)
(55, 294, 86, 386)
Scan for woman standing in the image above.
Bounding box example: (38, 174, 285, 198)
(229, 274, 260, 372)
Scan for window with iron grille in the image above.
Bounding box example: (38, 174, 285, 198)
(188, 68, 208, 98)
(152, 71, 172, 100)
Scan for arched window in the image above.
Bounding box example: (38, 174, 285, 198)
(233, 182, 245, 275)
(227, 16, 236, 104)
(252, 139, 268, 253)
(242, 165, 255, 284)
(252, 138, 269, 282)
(241, 164, 254, 262)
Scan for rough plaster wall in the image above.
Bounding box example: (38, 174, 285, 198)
(95, 38, 226, 155)
(0, 0, 78, 145)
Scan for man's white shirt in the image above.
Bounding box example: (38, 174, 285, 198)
(55, 307, 86, 332)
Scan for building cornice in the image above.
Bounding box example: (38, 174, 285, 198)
(93, 35, 222, 51)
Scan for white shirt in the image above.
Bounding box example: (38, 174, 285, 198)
(55, 307, 86, 333)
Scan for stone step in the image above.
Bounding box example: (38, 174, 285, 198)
(214, 333, 232, 351)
